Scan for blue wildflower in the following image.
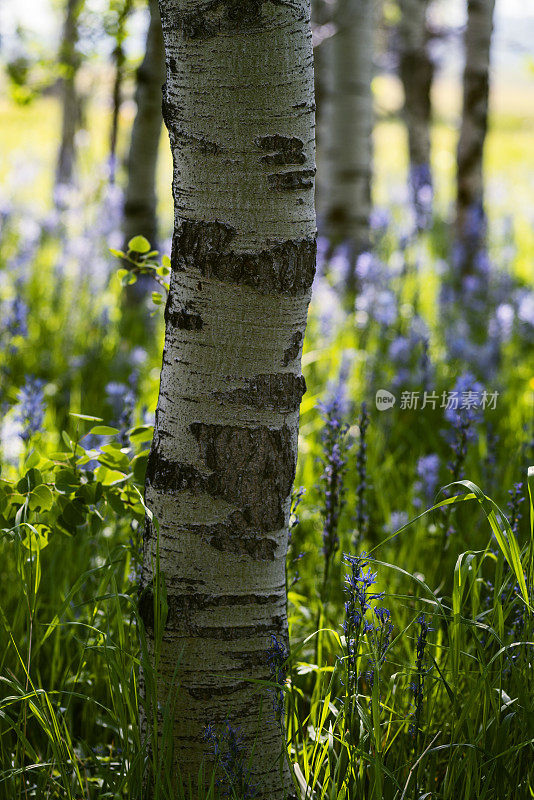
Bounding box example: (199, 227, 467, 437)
(16, 376, 45, 442)
(266, 635, 288, 724)
(385, 511, 409, 535)
(413, 454, 440, 509)
(366, 606, 394, 688)
(507, 482, 525, 536)
(409, 162, 433, 230)
(409, 613, 432, 742)
(354, 402, 369, 547)
(317, 373, 351, 595)
(389, 336, 411, 364)
(204, 721, 258, 798)
(106, 372, 138, 445)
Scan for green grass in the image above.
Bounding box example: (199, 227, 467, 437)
(1, 85, 533, 798)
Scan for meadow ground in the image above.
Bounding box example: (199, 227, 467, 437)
(0, 73, 533, 798)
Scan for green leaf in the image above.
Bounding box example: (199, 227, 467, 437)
(98, 446, 129, 471)
(132, 451, 149, 484)
(151, 292, 163, 305)
(129, 425, 154, 445)
(162, 254, 171, 268)
(106, 490, 126, 515)
(25, 450, 41, 469)
(28, 484, 54, 511)
(69, 412, 104, 422)
(88, 425, 119, 436)
(128, 235, 151, 253)
(61, 430, 75, 451)
(17, 468, 43, 493)
(21, 523, 49, 552)
(94, 466, 127, 486)
(55, 469, 80, 494)
(109, 248, 126, 259)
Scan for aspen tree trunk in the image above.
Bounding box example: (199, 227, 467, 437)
(456, 0, 495, 274)
(108, 0, 134, 183)
(123, 0, 165, 250)
(398, 0, 433, 229)
(142, 1, 316, 797)
(312, 0, 330, 144)
(55, 0, 83, 191)
(321, 0, 374, 280)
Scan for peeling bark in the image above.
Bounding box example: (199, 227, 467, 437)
(398, 0, 433, 229)
(143, 1, 316, 796)
(456, 0, 495, 274)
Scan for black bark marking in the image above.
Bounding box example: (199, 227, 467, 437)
(172, 220, 316, 296)
(192, 516, 279, 560)
(283, 331, 303, 366)
(166, 0, 285, 39)
(293, 100, 316, 112)
(145, 452, 207, 495)
(138, 585, 154, 629)
(170, 591, 282, 610)
(161, 83, 172, 130)
(267, 169, 315, 192)
(186, 683, 247, 700)
(175, 130, 220, 154)
(161, 594, 285, 638)
(165, 308, 204, 331)
(174, 619, 285, 640)
(190, 422, 296, 530)
(213, 373, 306, 411)
(145, 425, 297, 537)
(255, 134, 306, 166)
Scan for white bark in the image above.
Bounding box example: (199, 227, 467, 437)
(399, 0, 433, 228)
(456, 0, 495, 272)
(320, 0, 374, 259)
(142, 2, 316, 797)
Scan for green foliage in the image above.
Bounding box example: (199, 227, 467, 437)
(1, 85, 534, 799)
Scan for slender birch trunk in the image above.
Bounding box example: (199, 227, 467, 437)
(398, 0, 433, 229)
(312, 0, 330, 144)
(456, 0, 495, 274)
(123, 0, 165, 250)
(55, 0, 83, 192)
(321, 0, 374, 277)
(108, 0, 134, 183)
(142, 2, 316, 797)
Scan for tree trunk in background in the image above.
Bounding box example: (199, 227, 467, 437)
(142, 1, 316, 797)
(312, 0, 330, 145)
(55, 0, 83, 193)
(108, 0, 134, 183)
(321, 0, 374, 287)
(399, 0, 433, 230)
(123, 0, 165, 250)
(455, 0, 495, 274)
